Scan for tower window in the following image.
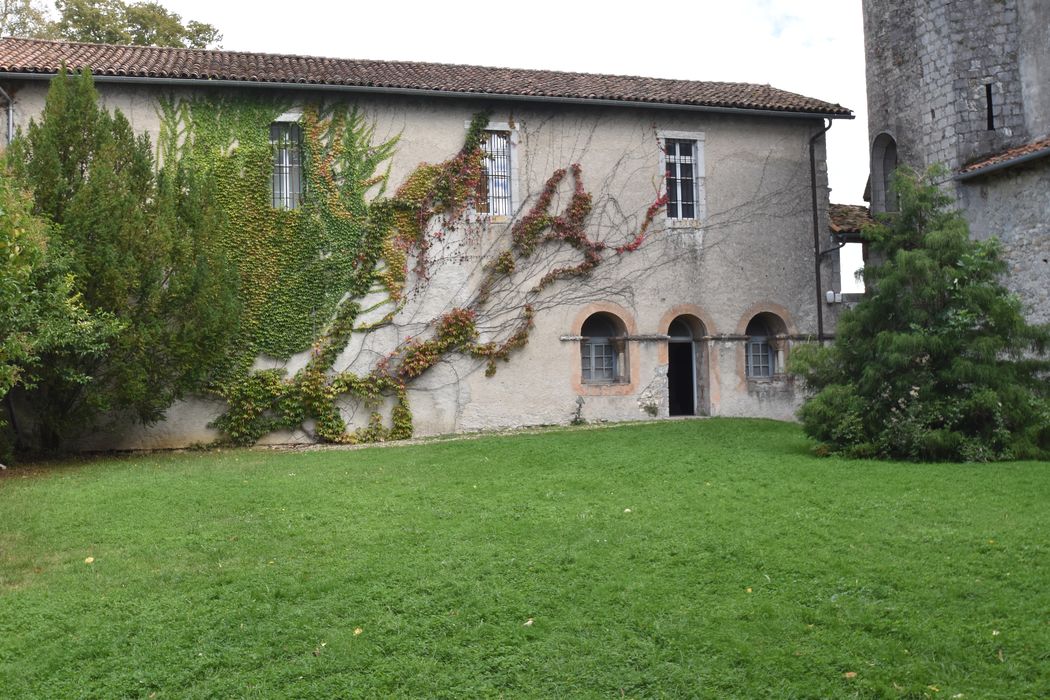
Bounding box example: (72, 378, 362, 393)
(985, 83, 995, 131)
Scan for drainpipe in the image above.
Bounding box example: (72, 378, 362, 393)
(809, 118, 832, 344)
(0, 85, 12, 146)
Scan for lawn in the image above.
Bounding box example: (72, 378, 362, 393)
(1, 419, 1048, 698)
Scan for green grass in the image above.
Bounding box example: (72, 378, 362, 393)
(1, 419, 1048, 698)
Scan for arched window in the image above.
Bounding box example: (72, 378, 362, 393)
(581, 313, 628, 384)
(871, 133, 899, 214)
(745, 313, 786, 378)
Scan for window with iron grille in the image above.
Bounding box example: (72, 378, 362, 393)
(477, 130, 512, 216)
(271, 122, 303, 210)
(664, 138, 699, 220)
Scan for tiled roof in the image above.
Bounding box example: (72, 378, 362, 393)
(0, 37, 852, 117)
(958, 135, 1050, 178)
(829, 204, 872, 234)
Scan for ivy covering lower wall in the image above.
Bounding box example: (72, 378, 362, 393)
(158, 96, 663, 446)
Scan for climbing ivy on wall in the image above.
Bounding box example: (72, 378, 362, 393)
(158, 96, 664, 446)
(159, 98, 401, 362)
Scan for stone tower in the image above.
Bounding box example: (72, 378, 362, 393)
(863, 0, 1050, 323)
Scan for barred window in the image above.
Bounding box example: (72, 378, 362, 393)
(477, 130, 511, 216)
(271, 122, 303, 210)
(664, 138, 698, 220)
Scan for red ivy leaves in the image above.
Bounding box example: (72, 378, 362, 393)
(615, 194, 669, 254)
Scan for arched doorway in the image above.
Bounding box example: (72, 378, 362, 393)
(666, 316, 708, 416)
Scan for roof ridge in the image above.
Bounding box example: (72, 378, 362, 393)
(0, 36, 772, 88)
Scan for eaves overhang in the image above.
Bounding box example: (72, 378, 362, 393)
(956, 139, 1050, 181)
(0, 71, 855, 121)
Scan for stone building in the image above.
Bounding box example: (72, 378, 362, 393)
(863, 0, 1050, 324)
(0, 37, 853, 448)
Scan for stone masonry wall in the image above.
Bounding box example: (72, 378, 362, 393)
(864, 0, 1029, 172)
(864, 0, 1048, 328)
(960, 164, 1050, 326)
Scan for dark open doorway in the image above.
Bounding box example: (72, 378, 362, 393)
(667, 340, 695, 416)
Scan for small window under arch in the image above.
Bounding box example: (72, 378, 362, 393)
(581, 313, 628, 384)
(871, 133, 899, 214)
(745, 313, 786, 379)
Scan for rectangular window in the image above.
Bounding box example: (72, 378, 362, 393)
(582, 340, 617, 383)
(478, 130, 511, 216)
(664, 138, 698, 220)
(747, 339, 774, 378)
(271, 122, 303, 210)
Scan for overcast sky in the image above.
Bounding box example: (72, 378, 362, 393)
(145, 0, 870, 206)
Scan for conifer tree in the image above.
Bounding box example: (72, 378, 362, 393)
(7, 67, 239, 449)
(0, 171, 120, 456)
(792, 167, 1050, 461)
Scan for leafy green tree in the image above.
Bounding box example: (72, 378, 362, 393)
(0, 0, 51, 38)
(7, 67, 239, 450)
(0, 172, 120, 456)
(1, 0, 220, 48)
(792, 167, 1050, 461)
(51, 0, 221, 47)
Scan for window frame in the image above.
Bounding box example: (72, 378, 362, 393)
(468, 120, 519, 220)
(581, 336, 618, 383)
(271, 111, 304, 210)
(580, 314, 629, 385)
(658, 129, 706, 226)
(744, 313, 787, 380)
(746, 336, 775, 378)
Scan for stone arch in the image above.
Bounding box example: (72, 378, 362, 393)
(733, 302, 797, 337)
(744, 312, 787, 379)
(735, 304, 795, 382)
(571, 302, 638, 396)
(659, 308, 714, 417)
(871, 132, 899, 214)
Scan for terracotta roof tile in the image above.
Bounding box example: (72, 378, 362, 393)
(959, 135, 1050, 177)
(829, 204, 873, 234)
(0, 36, 852, 117)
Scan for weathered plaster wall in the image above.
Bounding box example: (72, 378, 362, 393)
(7, 79, 833, 447)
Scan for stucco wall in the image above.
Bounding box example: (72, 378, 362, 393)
(6, 79, 834, 448)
